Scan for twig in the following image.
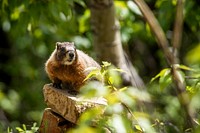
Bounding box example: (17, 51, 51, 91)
(172, 0, 184, 60)
(121, 102, 144, 132)
(133, 0, 175, 65)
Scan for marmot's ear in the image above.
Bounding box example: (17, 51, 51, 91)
(71, 42, 76, 48)
(71, 42, 75, 46)
(56, 42, 61, 50)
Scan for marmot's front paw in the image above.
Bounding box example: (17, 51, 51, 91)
(67, 90, 78, 95)
(53, 83, 62, 89)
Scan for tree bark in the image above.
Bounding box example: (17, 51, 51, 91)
(86, 0, 145, 89)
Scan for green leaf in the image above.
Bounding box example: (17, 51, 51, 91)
(102, 61, 111, 67)
(186, 86, 195, 94)
(135, 124, 143, 132)
(112, 68, 127, 73)
(178, 64, 195, 71)
(159, 72, 172, 90)
(185, 44, 200, 64)
(127, 1, 142, 16)
(108, 77, 114, 84)
(74, 0, 86, 7)
(84, 67, 100, 82)
(150, 68, 172, 90)
(31, 122, 39, 132)
(119, 87, 127, 92)
(78, 9, 90, 33)
(16, 127, 24, 132)
(11, 4, 25, 20)
(80, 81, 108, 98)
(22, 124, 27, 131)
(151, 68, 170, 82)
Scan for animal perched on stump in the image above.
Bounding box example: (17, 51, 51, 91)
(45, 42, 101, 94)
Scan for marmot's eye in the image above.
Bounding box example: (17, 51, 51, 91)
(60, 47, 66, 53)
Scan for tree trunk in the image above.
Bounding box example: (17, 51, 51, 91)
(86, 0, 145, 89)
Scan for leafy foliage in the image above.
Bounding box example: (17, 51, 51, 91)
(72, 62, 154, 133)
(71, 61, 200, 132)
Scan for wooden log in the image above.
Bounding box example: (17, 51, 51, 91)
(38, 108, 75, 133)
(43, 84, 107, 124)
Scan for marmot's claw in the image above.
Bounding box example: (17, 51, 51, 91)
(53, 83, 62, 89)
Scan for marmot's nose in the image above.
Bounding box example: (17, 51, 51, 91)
(69, 52, 74, 58)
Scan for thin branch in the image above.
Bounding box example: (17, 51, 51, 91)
(133, 0, 175, 65)
(172, 0, 184, 60)
(133, 0, 194, 129)
(171, 1, 194, 128)
(171, 66, 194, 129)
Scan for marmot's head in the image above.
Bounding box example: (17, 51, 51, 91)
(55, 42, 77, 65)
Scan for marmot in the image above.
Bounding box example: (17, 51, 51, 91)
(45, 42, 101, 93)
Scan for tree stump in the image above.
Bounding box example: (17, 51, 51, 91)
(38, 108, 75, 133)
(39, 84, 107, 133)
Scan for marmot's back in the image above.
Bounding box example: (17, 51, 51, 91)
(77, 50, 100, 68)
(45, 42, 101, 93)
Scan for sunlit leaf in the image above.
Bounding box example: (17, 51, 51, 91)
(135, 124, 143, 132)
(102, 61, 111, 67)
(108, 114, 127, 133)
(108, 77, 114, 84)
(185, 44, 200, 64)
(74, 0, 86, 7)
(107, 67, 122, 87)
(186, 86, 195, 94)
(179, 64, 195, 71)
(159, 71, 172, 90)
(126, 87, 151, 102)
(78, 10, 90, 33)
(22, 124, 26, 131)
(118, 87, 127, 92)
(151, 68, 170, 82)
(84, 67, 100, 82)
(11, 4, 25, 20)
(127, 1, 142, 16)
(16, 127, 24, 132)
(106, 92, 119, 105)
(59, 12, 67, 21)
(112, 68, 127, 73)
(80, 81, 108, 98)
(173, 64, 195, 71)
(117, 91, 135, 107)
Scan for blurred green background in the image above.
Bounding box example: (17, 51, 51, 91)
(0, 0, 200, 132)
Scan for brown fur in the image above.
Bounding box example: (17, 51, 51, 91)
(45, 42, 100, 92)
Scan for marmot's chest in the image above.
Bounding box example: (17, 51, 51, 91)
(56, 64, 86, 82)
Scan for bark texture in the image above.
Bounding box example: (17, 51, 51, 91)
(39, 108, 75, 133)
(86, 0, 145, 89)
(43, 84, 107, 123)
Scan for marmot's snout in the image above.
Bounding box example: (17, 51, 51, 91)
(66, 50, 76, 63)
(68, 51, 75, 59)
